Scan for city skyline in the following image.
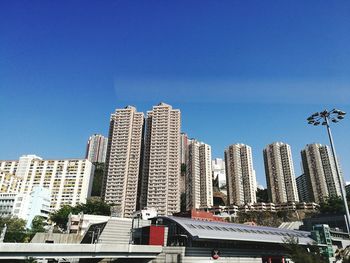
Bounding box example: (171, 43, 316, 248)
(1, 1, 350, 188)
(0, 102, 348, 189)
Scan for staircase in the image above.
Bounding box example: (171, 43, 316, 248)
(98, 218, 150, 244)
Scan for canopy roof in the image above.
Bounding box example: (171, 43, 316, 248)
(159, 216, 315, 245)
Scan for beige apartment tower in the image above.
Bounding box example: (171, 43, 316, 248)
(140, 103, 181, 216)
(102, 106, 144, 218)
(301, 143, 342, 203)
(85, 134, 108, 163)
(225, 144, 257, 205)
(186, 140, 213, 210)
(263, 142, 299, 203)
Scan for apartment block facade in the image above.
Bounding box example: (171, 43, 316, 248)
(102, 106, 144, 218)
(225, 144, 257, 205)
(263, 142, 299, 203)
(296, 174, 313, 202)
(140, 103, 181, 215)
(0, 155, 94, 211)
(300, 143, 342, 203)
(85, 134, 108, 163)
(186, 140, 213, 210)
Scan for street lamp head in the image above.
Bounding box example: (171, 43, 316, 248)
(308, 108, 346, 126)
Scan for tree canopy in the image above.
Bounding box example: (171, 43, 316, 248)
(319, 196, 346, 214)
(50, 197, 111, 231)
(256, 188, 269, 203)
(0, 216, 28, 243)
(283, 237, 327, 263)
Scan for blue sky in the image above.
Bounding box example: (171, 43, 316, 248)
(1, 1, 350, 187)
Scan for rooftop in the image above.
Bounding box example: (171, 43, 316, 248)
(158, 216, 314, 245)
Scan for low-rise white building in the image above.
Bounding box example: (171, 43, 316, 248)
(67, 213, 111, 235)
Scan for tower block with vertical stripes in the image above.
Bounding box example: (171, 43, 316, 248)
(140, 103, 181, 215)
(102, 106, 144, 218)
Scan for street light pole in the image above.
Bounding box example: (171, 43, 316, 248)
(307, 109, 350, 235)
(324, 116, 350, 234)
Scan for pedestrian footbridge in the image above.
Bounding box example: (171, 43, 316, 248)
(0, 243, 162, 260)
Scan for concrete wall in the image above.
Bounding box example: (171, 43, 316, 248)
(31, 233, 82, 244)
(148, 247, 262, 263)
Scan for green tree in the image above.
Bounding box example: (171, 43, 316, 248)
(319, 196, 346, 214)
(0, 216, 28, 242)
(283, 237, 327, 263)
(74, 197, 111, 215)
(91, 162, 105, 197)
(31, 216, 46, 233)
(256, 188, 268, 203)
(50, 205, 74, 230)
(50, 198, 111, 231)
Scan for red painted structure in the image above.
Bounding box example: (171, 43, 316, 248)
(173, 209, 226, 222)
(140, 225, 165, 246)
(261, 256, 285, 263)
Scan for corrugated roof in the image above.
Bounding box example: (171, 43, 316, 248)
(160, 216, 315, 245)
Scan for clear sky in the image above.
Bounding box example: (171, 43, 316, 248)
(1, 1, 350, 187)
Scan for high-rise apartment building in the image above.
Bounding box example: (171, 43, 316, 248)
(300, 143, 342, 203)
(186, 140, 213, 210)
(0, 155, 94, 211)
(263, 142, 299, 203)
(102, 106, 144, 218)
(85, 134, 108, 163)
(180, 133, 189, 166)
(140, 103, 181, 215)
(296, 174, 312, 202)
(225, 144, 256, 205)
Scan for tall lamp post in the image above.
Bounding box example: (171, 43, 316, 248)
(307, 109, 350, 234)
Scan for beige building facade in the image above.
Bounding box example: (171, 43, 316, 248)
(225, 144, 256, 205)
(102, 106, 144, 218)
(301, 143, 342, 203)
(186, 140, 213, 210)
(263, 142, 299, 203)
(85, 134, 108, 163)
(140, 103, 181, 216)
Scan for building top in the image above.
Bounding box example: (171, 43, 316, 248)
(0, 155, 92, 162)
(124, 105, 136, 109)
(156, 216, 314, 245)
(265, 142, 290, 147)
(226, 143, 251, 148)
(157, 102, 171, 107)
